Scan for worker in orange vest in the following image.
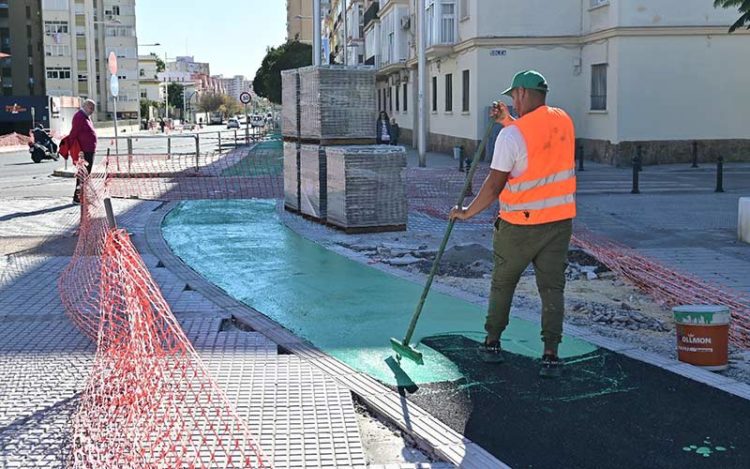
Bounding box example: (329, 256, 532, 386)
(449, 70, 576, 378)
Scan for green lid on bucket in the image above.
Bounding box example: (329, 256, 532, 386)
(673, 305, 730, 325)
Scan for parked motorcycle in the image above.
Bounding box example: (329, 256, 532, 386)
(29, 125, 59, 163)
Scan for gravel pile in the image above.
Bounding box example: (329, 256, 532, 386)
(569, 302, 671, 332)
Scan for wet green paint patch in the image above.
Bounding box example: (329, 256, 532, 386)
(163, 199, 596, 386)
(682, 438, 734, 458)
(220, 138, 283, 177)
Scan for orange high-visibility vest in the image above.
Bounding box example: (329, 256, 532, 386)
(498, 106, 576, 225)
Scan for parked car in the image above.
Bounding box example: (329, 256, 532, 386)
(227, 118, 240, 129)
(250, 115, 265, 128)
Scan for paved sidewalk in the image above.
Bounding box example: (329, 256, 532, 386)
(402, 146, 750, 296)
(0, 197, 373, 468)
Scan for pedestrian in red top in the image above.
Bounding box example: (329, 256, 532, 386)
(69, 99, 98, 204)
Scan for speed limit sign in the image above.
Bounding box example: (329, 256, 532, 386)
(239, 92, 251, 104)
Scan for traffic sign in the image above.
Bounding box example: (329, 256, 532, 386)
(239, 92, 252, 105)
(110, 74, 119, 97)
(108, 51, 118, 75)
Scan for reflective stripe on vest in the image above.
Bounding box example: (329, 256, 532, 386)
(500, 193, 576, 212)
(498, 106, 576, 225)
(504, 168, 576, 194)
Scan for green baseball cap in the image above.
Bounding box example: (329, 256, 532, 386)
(501, 70, 549, 96)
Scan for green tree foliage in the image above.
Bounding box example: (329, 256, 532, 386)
(715, 0, 750, 32)
(221, 95, 242, 117)
(152, 52, 166, 72)
(252, 41, 312, 104)
(167, 83, 184, 112)
(140, 98, 151, 119)
(198, 93, 225, 113)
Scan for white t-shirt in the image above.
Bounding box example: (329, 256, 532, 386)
(490, 125, 528, 178)
(380, 121, 390, 141)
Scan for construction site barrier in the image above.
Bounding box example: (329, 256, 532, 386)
(59, 155, 268, 467)
(573, 229, 750, 348)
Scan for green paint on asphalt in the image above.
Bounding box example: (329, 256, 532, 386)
(162, 199, 596, 386)
(220, 138, 283, 177)
(682, 440, 732, 458)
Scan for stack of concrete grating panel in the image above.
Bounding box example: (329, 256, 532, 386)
(326, 145, 407, 230)
(298, 65, 377, 142)
(281, 69, 299, 139)
(299, 144, 327, 220)
(283, 141, 300, 211)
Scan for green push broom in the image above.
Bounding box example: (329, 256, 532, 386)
(390, 118, 497, 365)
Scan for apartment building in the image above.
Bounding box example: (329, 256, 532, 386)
(287, 0, 314, 44)
(367, 0, 750, 164)
(0, 0, 46, 97)
(324, 0, 366, 65)
(168, 56, 210, 76)
(219, 75, 250, 101)
(41, 0, 140, 120)
(138, 53, 160, 102)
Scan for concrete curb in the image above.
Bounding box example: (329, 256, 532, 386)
(52, 167, 76, 178)
(145, 202, 508, 469)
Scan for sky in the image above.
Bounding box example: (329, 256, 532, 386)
(135, 1, 287, 80)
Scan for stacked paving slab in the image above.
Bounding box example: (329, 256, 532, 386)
(282, 65, 407, 232)
(326, 146, 407, 230)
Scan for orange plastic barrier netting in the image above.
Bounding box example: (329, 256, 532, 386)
(573, 229, 750, 348)
(59, 162, 267, 467)
(59, 165, 109, 340)
(0, 131, 32, 147)
(102, 142, 283, 201)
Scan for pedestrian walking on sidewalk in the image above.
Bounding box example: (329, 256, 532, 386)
(69, 99, 98, 205)
(390, 118, 400, 146)
(376, 111, 392, 144)
(449, 70, 576, 378)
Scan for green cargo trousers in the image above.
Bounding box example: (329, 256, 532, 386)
(485, 217, 573, 351)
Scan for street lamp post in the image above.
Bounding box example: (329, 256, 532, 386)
(313, 0, 322, 66)
(137, 43, 160, 127)
(342, 0, 348, 66)
(417, 0, 427, 167)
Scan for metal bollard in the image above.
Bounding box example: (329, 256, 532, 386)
(167, 137, 171, 158)
(456, 146, 465, 172)
(691, 141, 699, 168)
(195, 135, 200, 172)
(218, 132, 222, 153)
(715, 155, 724, 193)
(577, 143, 585, 171)
(103, 198, 117, 230)
(631, 146, 641, 194)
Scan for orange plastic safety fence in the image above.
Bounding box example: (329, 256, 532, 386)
(101, 144, 283, 201)
(573, 229, 750, 348)
(70, 229, 265, 468)
(59, 161, 267, 467)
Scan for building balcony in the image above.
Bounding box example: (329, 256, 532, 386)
(364, 2, 379, 28)
(425, 43, 454, 60)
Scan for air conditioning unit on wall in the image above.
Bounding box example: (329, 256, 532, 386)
(400, 16, 411, 30)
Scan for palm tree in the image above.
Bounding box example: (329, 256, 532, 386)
(714, 0, 750, 32)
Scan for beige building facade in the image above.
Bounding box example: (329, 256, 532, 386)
(42, 0, 140, 120)
(367, 0, 750, 164)
(287, 0, 314, 44)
